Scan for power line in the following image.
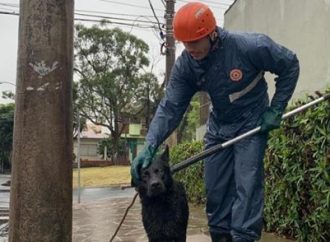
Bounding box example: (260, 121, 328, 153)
(75, 18, 156, 29)
(176, 0, 231, 9)
(0, 11, 158, 29)
(204, 0, 233, 6)
(0, 10, 18, 16)
(99, 0, 163, 12)
(75, 13, 162, 25)
(147, 0, 165, 40)
(0, 6, 15, 11)
(75, 9, 162, 19)
(0, 2, 18, 7)
(0, 2, 164, 17)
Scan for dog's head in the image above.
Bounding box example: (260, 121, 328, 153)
(138, 145, 173, 198)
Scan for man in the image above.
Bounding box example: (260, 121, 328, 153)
(131, 2, 299, 242)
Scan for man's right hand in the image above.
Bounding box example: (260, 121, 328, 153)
(130, 143, 157, 186)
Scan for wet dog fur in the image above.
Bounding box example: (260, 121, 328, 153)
(137, 146, 189, 242)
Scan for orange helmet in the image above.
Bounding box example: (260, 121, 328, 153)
(173, 2, 216, 42)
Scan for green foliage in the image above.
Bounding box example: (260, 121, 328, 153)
(264, 92, 330, 242)
(132, 72, 163, 127)
(177, 94, 201, 142)
(169, 141, 205, 204)
(74, 23, 161, 155)
(0, 103, 15, 172)
(98, 138, 128, 159)
(1, 90, 15, 100)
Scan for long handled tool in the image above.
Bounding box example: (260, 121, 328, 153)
(171, 92, 330, 174)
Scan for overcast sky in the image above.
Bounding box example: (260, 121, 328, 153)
(0, 0, 234, 104)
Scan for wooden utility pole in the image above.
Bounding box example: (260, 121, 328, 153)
(9, 1, 74, 241)
(165, 0, 177, 146)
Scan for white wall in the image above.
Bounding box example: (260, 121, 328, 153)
(73, 139, 102, 161)
(224, 0, 330, 100)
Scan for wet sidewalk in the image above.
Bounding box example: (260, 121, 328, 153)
(73, 195, 208, 242)
(0, 174, 294, 242)
(73, 187, 293, 242)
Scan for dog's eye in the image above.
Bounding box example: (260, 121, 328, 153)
(153, 168, 160, 174)
(142, 170, 150, 177)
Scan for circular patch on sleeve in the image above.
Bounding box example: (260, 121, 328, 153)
(229, 69, 243, 82)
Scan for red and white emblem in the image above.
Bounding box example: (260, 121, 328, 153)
(229, 69, 243, 82)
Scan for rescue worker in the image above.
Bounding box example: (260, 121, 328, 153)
(131, 2, 299, 242)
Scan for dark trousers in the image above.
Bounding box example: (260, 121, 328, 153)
(204, 112, 268, 242)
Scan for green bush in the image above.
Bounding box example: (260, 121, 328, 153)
(169, 141, 205, 204)
(264, 93, 330, 242)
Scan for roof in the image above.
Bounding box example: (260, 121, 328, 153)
(80, 130, 109, 139)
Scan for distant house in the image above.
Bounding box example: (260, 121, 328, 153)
(73, 122, 146, 165)
(73, 127, 108, 161)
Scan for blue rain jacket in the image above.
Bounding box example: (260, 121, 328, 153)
(146, 27, 299, 148)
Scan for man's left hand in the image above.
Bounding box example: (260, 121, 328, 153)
(258, 107, 283, 133)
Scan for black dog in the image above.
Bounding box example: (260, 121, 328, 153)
(137, 146, 189, 242)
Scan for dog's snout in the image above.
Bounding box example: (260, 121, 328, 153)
(151, 181, 161, 189)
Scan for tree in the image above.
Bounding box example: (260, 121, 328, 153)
(0, 103, 14, 172)
(133, 72, 163, 129)
(1, 90, 15, 100)
(74, 23, 161, 159)
(177, 95, 200, 142)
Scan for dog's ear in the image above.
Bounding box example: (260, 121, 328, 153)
(160, 145, 169, 163)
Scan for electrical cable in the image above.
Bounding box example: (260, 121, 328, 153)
(176, 0, 231, 8)
(0, 10, 18, 16)
(147, 0, 165, 40)
(204, 0, 233, 6)
(74, 18, 157, 29)
(0, 11, 158, 29)
(0, 2, 163, 18)
(75, 9, 162, 19)
(99, 0, 163, 12)
(0, 2, 18, 7)
(75, 12, 161, 25)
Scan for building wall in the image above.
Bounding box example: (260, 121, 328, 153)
(224, 0, 330, 100)
(73, 138, 102, 161)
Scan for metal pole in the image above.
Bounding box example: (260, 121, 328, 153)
(77, 114, 81, 204)
(9, 0, 74, 241)
(171, 93, 330, 173)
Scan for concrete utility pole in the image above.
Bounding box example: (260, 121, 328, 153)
(165, 0, 176, 86)
(165, 0, 177, 146)
(9, 1, 74, 241)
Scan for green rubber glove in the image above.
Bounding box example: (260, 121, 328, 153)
(130, 143, 157, 186)
(258, 107, 283, 133)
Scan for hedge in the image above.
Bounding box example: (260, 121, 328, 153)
(264, 94, 329, 242)
(169, 91, 329, 242)
(170, 141, 205, 204)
